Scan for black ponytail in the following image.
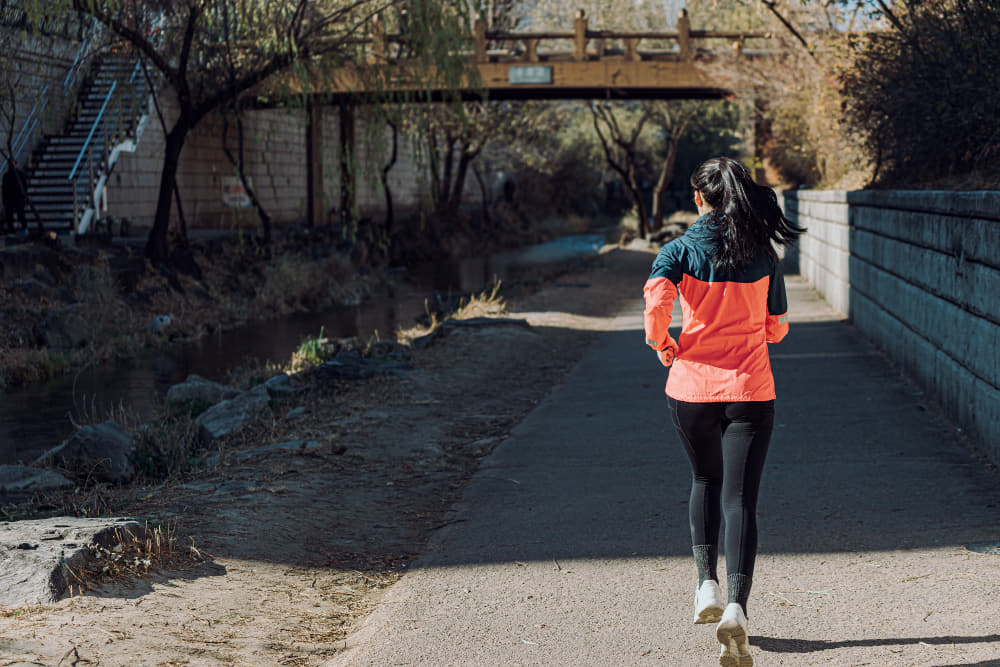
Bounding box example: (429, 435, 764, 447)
(690, 156, 805, 271)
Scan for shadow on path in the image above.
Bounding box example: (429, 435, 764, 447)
(754, 633, 1000, 653)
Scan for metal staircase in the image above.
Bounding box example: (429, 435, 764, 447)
(24, 49, 150, 234)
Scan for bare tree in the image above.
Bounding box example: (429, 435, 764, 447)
(0, 27, 51, 233)
(23, 0, 472, 262)
(589, 101, 654, 238)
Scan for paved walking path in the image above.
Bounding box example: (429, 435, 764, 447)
(328, 270, 1000, 666)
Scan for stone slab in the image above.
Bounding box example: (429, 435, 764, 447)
(0, 517, 144, 607)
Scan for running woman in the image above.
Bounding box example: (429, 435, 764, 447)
(643, 156, 804, 667)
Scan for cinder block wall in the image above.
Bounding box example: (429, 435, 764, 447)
(0, 29, 80, 169)
(108, 101, 470, 229)
(785, 189, 1000, 465)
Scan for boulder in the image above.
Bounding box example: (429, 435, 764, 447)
(263, 373, 303, 399)
(0, 465, 73, 497)
(195, 384, 271, 443)
(38, 304, 90, 349)
(314, 351, 414, 385)
(166, 374, 239, 410)
(0, 517, 144, 606)
(38, 420, 135, 484)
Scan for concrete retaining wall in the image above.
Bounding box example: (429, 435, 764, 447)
(785, 189, 1000, 465)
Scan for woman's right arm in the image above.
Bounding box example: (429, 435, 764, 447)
(644, 246, 681, 364)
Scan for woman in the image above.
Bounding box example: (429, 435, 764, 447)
(643, 157, 803, 667)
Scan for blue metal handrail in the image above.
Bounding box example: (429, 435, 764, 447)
(64, 18, 98, 88)
(68, 79, 116, 181)
(0, 83, 50, 174)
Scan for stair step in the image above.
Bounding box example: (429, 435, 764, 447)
(20, 50, 150, 231)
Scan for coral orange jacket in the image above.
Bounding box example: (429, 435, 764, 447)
(643, 218, 789, 402)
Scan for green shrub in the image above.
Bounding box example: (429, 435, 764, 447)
(842, 1, 1000, 185)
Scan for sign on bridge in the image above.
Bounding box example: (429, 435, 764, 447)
(508, 65, 553, 85)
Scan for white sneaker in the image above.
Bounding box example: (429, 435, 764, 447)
(716, 603, 753, 667)
(693, 580, 724, 624)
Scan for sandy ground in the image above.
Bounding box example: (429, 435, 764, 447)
(0, 245, 652, 666)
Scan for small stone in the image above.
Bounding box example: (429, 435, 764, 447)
(314, 351, 414, 385)
(195, 388, 271, 443)
(149, 313, 173, 334)
(264, 374, 302, 398)
(167, 375, 239, 411)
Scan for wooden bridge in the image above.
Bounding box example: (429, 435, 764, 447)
(270, 10, 771, 226)
(281, 9, 766, 102)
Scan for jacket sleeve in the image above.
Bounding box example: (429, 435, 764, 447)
(644, 245, 681, 353)
(765, 258, 789, 343)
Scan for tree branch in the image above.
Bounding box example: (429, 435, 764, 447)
(760, 0, 822, 66)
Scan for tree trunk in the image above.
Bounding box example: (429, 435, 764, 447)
(651, 127, 683, 230)
(222, 109, 271, 243)
(381, 120, 398, 238)
(471, 163, 490, 229)
(440, 138, 455, 214)
(448, 146, 476, 216)
(627, 163, 650, 239)
(145, 120, 188, 262)
(589, 103, 651, 239)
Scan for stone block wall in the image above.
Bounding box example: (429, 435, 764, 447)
(107, 101, 471, 229)
(0, 29, 81, 169)
(783, 190, 851, 315)
(785, 189, 1000, 465)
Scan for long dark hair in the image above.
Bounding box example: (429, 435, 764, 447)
(690, 156, 805, 271)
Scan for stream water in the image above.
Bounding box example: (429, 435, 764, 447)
(0, 233, 607, 465)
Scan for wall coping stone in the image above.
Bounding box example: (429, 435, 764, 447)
(786, 189, 1000, 221)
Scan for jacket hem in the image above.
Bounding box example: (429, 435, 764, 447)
(665, 389, 776, 403)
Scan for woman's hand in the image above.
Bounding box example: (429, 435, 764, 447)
(658, 346, 676, 367)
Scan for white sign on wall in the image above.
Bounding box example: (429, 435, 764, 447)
(221, 176, 252, 208)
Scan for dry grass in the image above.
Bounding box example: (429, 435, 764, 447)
(451, 279, 507, 319)
(0, 236, 379, 390)
(252, 254, 359, 318)
(395, 279, 508, 345)
(68, 522, 203, 595)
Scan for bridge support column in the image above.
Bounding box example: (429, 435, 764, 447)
(306, 96, 325, 227)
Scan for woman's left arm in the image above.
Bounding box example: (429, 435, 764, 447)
(765, 259, 789, 343)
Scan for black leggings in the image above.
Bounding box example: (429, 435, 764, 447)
(669, 398, 774, 577)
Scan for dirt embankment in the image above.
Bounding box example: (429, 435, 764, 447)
(0, 244, 656, 666)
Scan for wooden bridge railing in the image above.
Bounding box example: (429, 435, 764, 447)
(363, 9, 767, 66)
